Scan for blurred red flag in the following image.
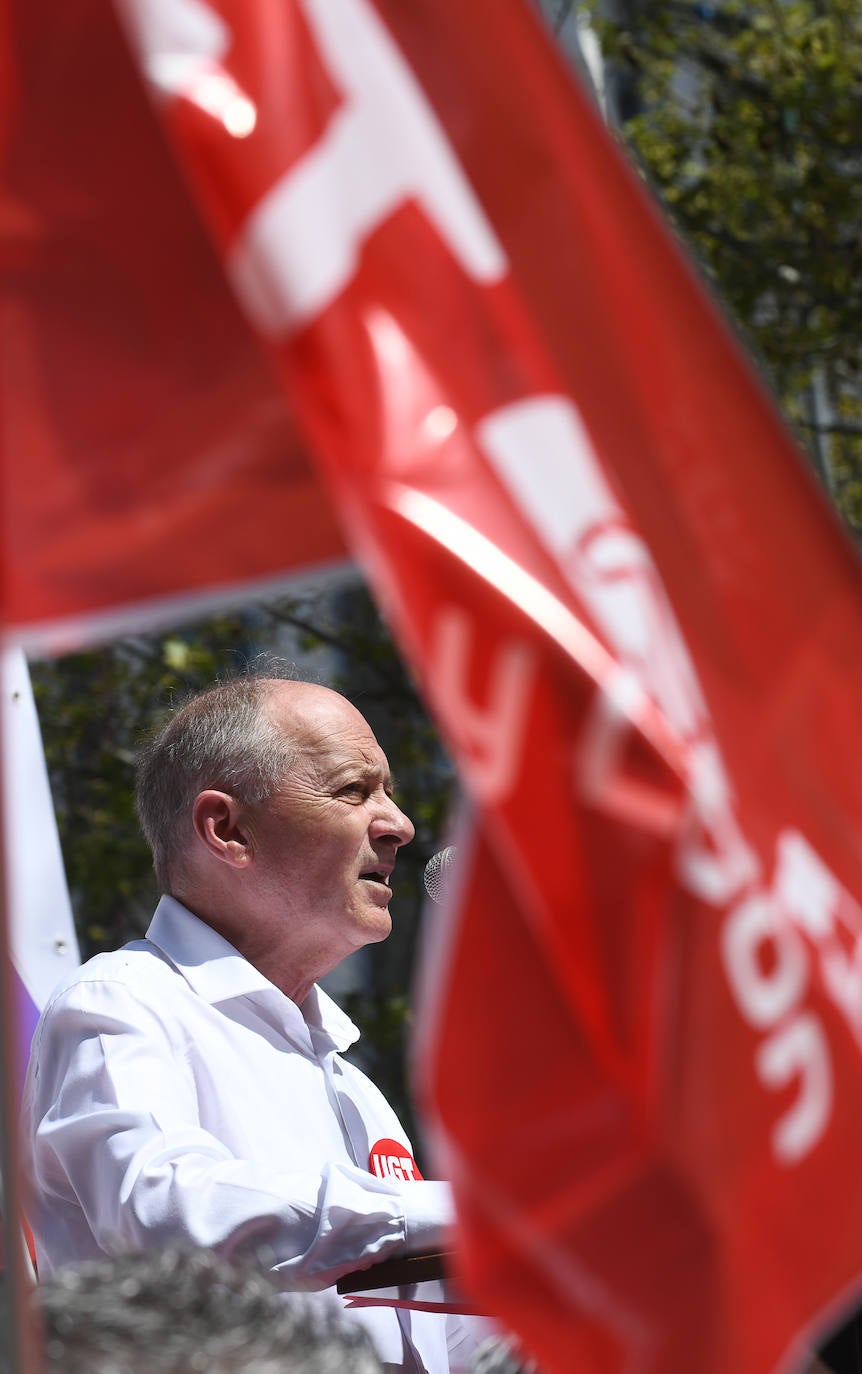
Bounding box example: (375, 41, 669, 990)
(1, 0, 347, 648)
(8, 2, 862, 1373)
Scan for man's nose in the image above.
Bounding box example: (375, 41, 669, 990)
(373, 796, 415, 847)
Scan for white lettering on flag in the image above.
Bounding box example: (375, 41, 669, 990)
(475, 394, 850, 1164)
(721, 894, 809, 1029)
(774, 832, 862, 1047)
(115, 0, 256, 134)
(229, 0, 508, 335)
(431, 606, 535, 806)
(756, 1014, 832, 1164)
(476, 395, 707, 741)
(114, 0, 229, 101)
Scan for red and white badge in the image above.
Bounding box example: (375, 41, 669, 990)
(369, 1138, 424, 1183)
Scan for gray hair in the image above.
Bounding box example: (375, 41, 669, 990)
(469, 1336, 541, 1374)
(135, 664, 301, 893)
(34, 1246, 383, 1374)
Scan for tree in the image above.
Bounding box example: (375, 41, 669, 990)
(588, 0, 862, 526)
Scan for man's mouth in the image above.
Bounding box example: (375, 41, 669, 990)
(360, 868, 392, 889)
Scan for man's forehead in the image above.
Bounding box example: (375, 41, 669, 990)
(263, 679, 363, 728)
(262, 680, 385, 760)
(295, 726, 394, 794)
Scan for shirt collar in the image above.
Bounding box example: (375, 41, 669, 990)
(145, 895, 360, 1053)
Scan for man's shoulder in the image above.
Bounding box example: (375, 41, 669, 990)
(24, 942, 192, 1106)
(41, 939, 181, 1016)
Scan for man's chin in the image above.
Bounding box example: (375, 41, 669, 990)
(363, 909, 392, 943)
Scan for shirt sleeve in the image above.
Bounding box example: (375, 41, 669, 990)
(21, 977, 455, 1290)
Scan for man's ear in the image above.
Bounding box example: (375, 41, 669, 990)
(191, 790, 252, 868)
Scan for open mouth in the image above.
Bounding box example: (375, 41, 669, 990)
(360, 869, 391, 889)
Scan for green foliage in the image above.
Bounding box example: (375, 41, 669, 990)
(590, 0, 862, 526)
(341, 990, 416, 1139)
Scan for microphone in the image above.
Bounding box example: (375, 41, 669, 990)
(423, 846, 457, 903)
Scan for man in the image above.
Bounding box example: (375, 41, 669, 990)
(22, 669, 478, 1373)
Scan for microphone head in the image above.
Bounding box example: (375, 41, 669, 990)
(423, 846, 457, 904)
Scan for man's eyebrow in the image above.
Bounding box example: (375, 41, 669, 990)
(330, 761, 397, 790)
(368, 762, 397, 792)
(370, 764, 397, 792)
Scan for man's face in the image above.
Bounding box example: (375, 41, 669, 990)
(242, 683, 415, 968)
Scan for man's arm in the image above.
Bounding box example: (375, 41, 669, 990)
(21, 980, 453, 1287)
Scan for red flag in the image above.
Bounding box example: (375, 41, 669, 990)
(10, 2, 862, 1373)
(1, 0, 347, 648)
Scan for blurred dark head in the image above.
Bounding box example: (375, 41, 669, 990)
(34, 1246, 383, 1374)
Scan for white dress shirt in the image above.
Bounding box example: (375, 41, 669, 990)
(22, 896, 466, 1372)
